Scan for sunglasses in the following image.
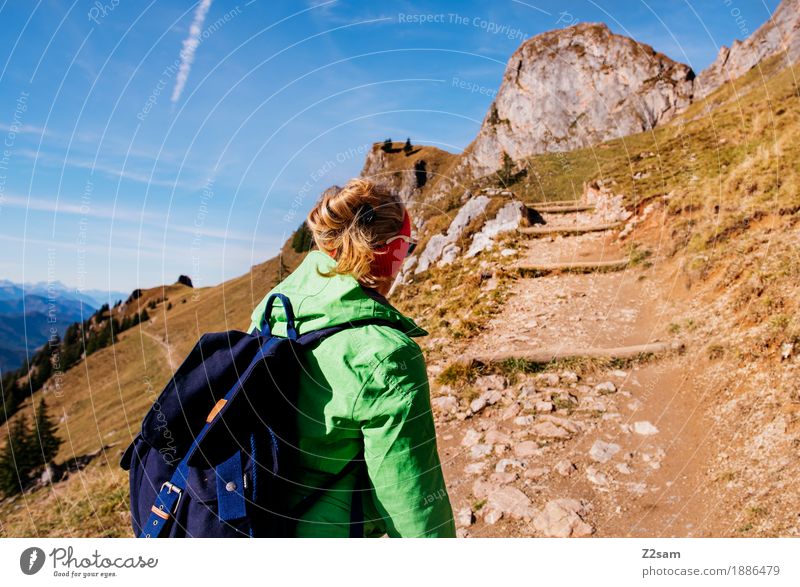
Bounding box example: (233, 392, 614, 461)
(384, 234, 417, 255)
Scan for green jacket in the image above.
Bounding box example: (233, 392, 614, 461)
(248, 251, 455, 538)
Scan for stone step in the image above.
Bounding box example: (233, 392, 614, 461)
(466, 341, 680, 366)
(518, 222, 622, 237)
(528, 204, 595, 214)
(515, 259, 630, 276)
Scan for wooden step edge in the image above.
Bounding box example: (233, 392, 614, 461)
(528, 205, 596, 214)
(518, 222, 622, 236)
(514, 259, 630, 276)
(465, 341, 682, 366)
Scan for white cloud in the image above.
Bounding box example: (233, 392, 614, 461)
(171, 0, 214, 103)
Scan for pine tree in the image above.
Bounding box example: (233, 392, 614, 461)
(498, 151, 516, 186)
(381, 138, 393, 152)
(0, 415, 33, 496)
(32, 398, 61, 466)
(140, 309, 150, 322)
(403, 137, 412, 154)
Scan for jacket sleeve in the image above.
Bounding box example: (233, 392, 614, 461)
(352, 343, 456, 538)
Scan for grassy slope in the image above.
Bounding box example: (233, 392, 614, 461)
(0, 246, 302, 536)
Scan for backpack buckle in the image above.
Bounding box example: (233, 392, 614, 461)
(157, 481, 183, 515)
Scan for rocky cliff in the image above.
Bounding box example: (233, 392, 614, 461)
(462, 23, 695, 178)
(360, 141, 456, 204)
(696, 0, 800, 98)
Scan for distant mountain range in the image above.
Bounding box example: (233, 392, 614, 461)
(0, 280, 128, 372)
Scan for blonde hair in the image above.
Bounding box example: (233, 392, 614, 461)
(306, 178, 405, 289)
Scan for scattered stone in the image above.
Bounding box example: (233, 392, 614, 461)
(513, 440, 540, 458)
(615, 462, 632, 475)
(470, 444, 493, 460)
(490, 471, 519, 485)
(523, 466, 550, 480)
(457, 507, 474, 527)
(560, 371, 579, 384)
(535, 400, 554, 413)
(484, 509, 503, 525)
(495, 458, 524, 473)
(589, 440, 621, 463)
(461, 428, 482, 447)
(466, 200, 526, 258)
(540, 415, 581, 433)
(531, 421, 571, 439)
(430, 284, 443, 292)
(781, 342, 794, 360)
(585, 466, 610, 487)
(533, 499, 594, 538)
(475, 374, 508, 391)
(627, 482, 648, 496)
(536, 373, 560, 386)
(610, 369, 628, 378)
(432, 395, 458, 413)
(470, 397, 488, 414)
(553, 391, 578, 408)
(438, 243, 461, 267)
(633, 421, 659, 436)
(595, 381, 617, 394)
(465, 462, 488, 475)
(500, 403, 521, 420)
(514, 415, 535, 426)
(580, 397, 607, 413)
(415, 195, 490, 273)
(486, 390, 503, 405)
(500, 248, 516, 257)
(485, 429, 512, 445)
(555, 459, 576, 476)
(485, 486, 536, 520)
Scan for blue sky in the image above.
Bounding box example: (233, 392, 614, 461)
(0, 0, 781, 293)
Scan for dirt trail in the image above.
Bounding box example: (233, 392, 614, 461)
(140, 327, 177, 370)
(434, 205, 720, 537)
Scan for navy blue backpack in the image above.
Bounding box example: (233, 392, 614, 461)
(120, 293, 384, 538)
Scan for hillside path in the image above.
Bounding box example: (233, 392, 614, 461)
(434, 203, 721, 537)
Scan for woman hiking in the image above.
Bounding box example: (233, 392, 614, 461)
(248, 178, 455, 538)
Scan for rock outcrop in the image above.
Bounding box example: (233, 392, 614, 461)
(696, 0, 800, 98)
(360, 142, 456, 203)
(462, 23, 695, 178)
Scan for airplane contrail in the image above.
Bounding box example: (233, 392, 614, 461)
(171, 0, 214, 103)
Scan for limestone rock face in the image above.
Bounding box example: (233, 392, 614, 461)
(696, 0, 800, 98)
(463, 23, 695, 177)
(361, 146, 417, 202)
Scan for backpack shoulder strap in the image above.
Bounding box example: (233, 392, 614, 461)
(294, 318, 402, 347)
